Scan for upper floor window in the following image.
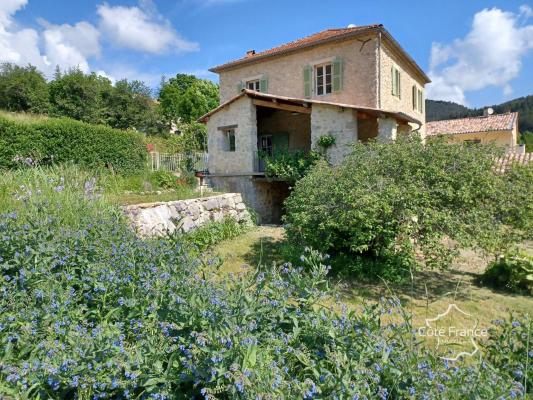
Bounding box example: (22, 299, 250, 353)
(246, 80, 260, 91)
(412, 85, 423, 113)
(392, 66, 401, 98)
(303, 57, 342, 98)
(315, 63, 332, 96)
(238, 75, 268, 93)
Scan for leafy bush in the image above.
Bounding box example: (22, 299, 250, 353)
(152, 170, 179, 189)
(284, 137, 532, 280)
(0, 115, 146, 173)
(316, 134, 336, 149)
(262, 150, 322, 182)
(181, 217, 249, 254)
(0, 167, 530, 398)
(481, 253, 533, 295)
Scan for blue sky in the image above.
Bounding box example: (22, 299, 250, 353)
(1, 0, 533, 107)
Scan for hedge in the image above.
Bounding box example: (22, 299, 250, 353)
(0, 115, 146, 173)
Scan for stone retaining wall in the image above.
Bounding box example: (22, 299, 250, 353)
(124, 193, 250, 237)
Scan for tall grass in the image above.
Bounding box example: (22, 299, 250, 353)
(0, 164, 118, 229)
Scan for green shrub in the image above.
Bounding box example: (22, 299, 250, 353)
(181, 217, 249, 253)
(262, 149, 322, 182)
(481, 253, 533, 295)
(316, 134, 336, 149)
(152, 170, 178, 189)
(0, 115, 146, 174)
(0, 167, 530, 398)
(284, 137, 531, 280)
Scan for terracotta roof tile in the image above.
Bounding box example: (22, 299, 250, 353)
(427, 113, 518, 136)
(210, 25, 382, 72)
(494, 152, 533, 173)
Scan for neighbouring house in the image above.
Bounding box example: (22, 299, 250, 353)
(426, 111, 521, 151)
(199, 24, 431, 223)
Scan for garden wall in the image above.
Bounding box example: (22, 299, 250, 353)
(123, 193, 250, 236)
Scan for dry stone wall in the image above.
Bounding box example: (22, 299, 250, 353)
(124, 193, 250, 237)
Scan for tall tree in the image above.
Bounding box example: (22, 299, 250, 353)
(0, 63, 50, 114)
(49, 67, 112, 124)
(158, 73, 219, 123)
(104, 79, 164, 134)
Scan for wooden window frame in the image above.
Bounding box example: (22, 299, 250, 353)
(221, 128, 236, 152)
(246, 80, 260, 91)
(315, 63, 332, 96)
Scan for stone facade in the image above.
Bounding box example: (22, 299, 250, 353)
(124, 193, 251, 237)
(444, 130, 517, 148)
(379, 42, 426, 136)
(310, 104, 358, 165)
(207, 176, 290, 224)
(219, 35, 379, 107)
(207, 96, 257, 174)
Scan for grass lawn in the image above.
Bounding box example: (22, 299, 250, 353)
(213, 226, 533, 330)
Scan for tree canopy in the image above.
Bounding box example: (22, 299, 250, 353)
(158, 73, 219, 123)
(0, 64, 50, 114)
(0, 64, 219, 152)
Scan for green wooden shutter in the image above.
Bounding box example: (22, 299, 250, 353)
(259, 75, 268, 93)
(397, 70, 401, 99)
(237, 81, 244, 93)
(412, 85, 417, 110)
(391, 66, 395, 95)
(272, 132, 289, 154)
(332, 57, 343, 92)
(303, 65, 312, 98)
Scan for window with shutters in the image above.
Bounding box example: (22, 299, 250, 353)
(246, 80, 260, 91)
(392, 66, 401, 98)
(315, 63, 332, 95)
(412, 85, 424, 113)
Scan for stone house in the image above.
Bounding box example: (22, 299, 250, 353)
(199, 24, 431, 223)
(426, 111, 520, 150)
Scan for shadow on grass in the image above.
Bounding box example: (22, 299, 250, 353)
(242, 235, 288, 268)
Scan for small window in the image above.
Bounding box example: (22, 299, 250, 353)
(222, 129, 236, 151)
(246, 80, 260, 91)
(392, 66, 401, 98)
(315, 63, 332, 95)
(464, 139, 481, 145)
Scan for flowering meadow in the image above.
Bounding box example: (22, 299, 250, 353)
(0, 166, 531, 399)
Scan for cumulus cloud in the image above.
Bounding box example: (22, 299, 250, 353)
(0, 2, 101, 76)
(0, 0, 197, 80)
(97, 1, 198, 54)
(41, 21, 101, 73)
(427, 6, 533, 104)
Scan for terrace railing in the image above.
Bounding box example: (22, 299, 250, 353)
(150, 152, 208, 173)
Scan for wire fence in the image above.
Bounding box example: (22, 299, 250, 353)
(150, 152, 208, 173)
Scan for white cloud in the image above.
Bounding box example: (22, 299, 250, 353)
(97, 1, 198, 54)
(520, 4, 533, 19)
(0, 2, 101, 76)
(427, 6, 533, 104)
(41, 21, 101, 73)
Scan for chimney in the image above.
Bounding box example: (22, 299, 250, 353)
(483, 107, 494, 117)
(246, 49, 256, 57)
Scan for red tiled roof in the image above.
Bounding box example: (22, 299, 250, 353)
(494, 152, 533, 173)
(426, 113, 518, 136)
(209, 25, 430, 83)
